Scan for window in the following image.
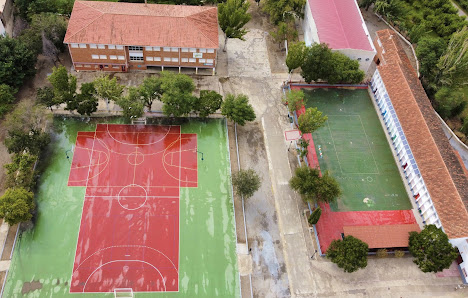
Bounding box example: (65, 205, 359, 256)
(116, 45, 124, 50)
(182, 48, 188, 52)
(163, 47, 171, 52)
(171, 47, 178, 52)
(90, 44, 97, 49)
(112, 65, 119, 69)
(207, 49, 215, 53)
(146, 57, 154, 61)
(181, 58, 189, 63)
(153, 47, 160, 51)
(145, 46, 153, 51)
(108, 45, 115, 50)
(118, 56, 125, 60)
(104, 65, 109, 68)
(84, 65, 91, 68)
(199, 59, 206, 63)
(171, 58, 178, 62)
(154, 57, 161, 61)
(92, 54, 99, 59)
(110, 55, 117, 60)
(71, 43, 78, 48)
(75, 64, 82, 67)
(189, 58, 196, 63)
(98, 44, 106, 49)
(207, 59, 214, 64)
(163, 57, 171, 62)
(79, 44, 87, 48)
(129, 46, 143, 51)
(99, 55, 107, 59)
(199, 48, 206, 53)
(130, 56, 144, 61)
(189, 48, 197, 53)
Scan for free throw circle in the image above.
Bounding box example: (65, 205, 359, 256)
(118, 184, 147, 210)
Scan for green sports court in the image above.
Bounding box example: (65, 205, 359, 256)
(3, 118, 239, 297)
(301, 88, 411, 212)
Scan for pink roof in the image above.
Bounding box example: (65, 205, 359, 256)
(307, 0, 373, 51)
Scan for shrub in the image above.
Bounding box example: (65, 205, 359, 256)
(376, 248, 388, 258)
(394, 250, 405, 258)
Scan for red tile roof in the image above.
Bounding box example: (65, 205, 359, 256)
(344, 224, 420, 248)
(375, 29, 468, 239)
(64, 1, 219, 48)
(307, 0, 374, 51)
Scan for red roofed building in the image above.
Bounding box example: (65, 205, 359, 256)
(343, 224, 420, 249)
(370, 29, 468, 282)
(302, 0, 376, 73)
(64, 1, 219, 73)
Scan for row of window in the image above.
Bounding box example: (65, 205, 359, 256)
(91, 55, 125, 60)
(76, 64, 121, 69)
(144, 57, 214, 63)
(71, 43, 215, 53)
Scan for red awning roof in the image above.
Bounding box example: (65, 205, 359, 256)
(343, 224, 420, 248)
(307, 0, 373, 51)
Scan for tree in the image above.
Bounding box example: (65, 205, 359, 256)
(116, 87, 145, 121)
(221, 94, 256, 126)
(94, 75, 124, 112)
(301, 43, 364, 84)
(298, 107, 327, 133)
(36, 87, 57, 111)
(232, 169, 261, 199)
(159, 72, 196, 117)
(416, 36, 447, 87)
(270, 21, 297, 49)
(0, 187, 35, 226)
(285, 89, 305, 113)
(409, 224, 458, 273)
(0, 84, 16, 116)
(74, 82, 99, 116)
(218, 0, 251, 51)
(263, 0, 305, 24)
(139, 76, 162, 111)
(194, 90, 223, 118)
(433, 87, 466, 119)
(359, 0, 376, 11)
(436, 27, 468, 88)
(48, 65, 77, 106)
(4, 102, 52, 133)
(0, 35, 37, 88)
(4, 153, 37, 190)
(286, 41, 306, 80)
(289, 166, 341, 204)
(308, 207, 322, 225)
(326, 236, 368, 273)
(5, 129, 50, 155)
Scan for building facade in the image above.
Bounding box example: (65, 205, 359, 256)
(371, 29, 468, 282)
(0, 0, 13, 36)
(64, 1, 219, 73)
(303, 0, 376, 73)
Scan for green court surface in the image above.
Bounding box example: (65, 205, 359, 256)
(303, 88, 411, 212)
(3, 118, 239, 297)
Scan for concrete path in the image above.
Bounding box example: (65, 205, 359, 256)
(451, 0, 467, 17)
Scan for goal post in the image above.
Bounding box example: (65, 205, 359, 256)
(114, 288, 134, 298)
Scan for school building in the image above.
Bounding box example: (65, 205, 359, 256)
(370, 29, 468, 282)
(302, 0, 376, 73)
(64, 1, 219, 73)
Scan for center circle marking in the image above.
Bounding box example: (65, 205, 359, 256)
(127, 151, 144, 166)
(118, 184, 147, 210)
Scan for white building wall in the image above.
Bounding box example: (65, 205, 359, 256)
(334, 48, 375, 74)
(450, 238, 468, 283)
(302, 1, 320, 47)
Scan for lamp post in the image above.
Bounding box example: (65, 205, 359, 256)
(196, 150, 204, 161)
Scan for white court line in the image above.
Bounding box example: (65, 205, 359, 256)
(82, 260, 167, 293)
(117, 184, 148, 211)
(105, 124, 173, 146)
(357, 115, 380, 175)
(326, 121, 344, 173)
(177, 129, 181, 292)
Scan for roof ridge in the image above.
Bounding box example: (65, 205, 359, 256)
(185, 8, 218, 48)
(331, 0, 350, 48)
(66, 2, 104, 42)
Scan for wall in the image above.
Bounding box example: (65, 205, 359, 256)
(450, 237, 468, 283)
(0, 0, 13, 36)
(335, 48, 375, 74)
(68, 43, 217, 72)
(302, 1, 320, 47)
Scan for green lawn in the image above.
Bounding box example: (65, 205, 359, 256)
(3, 118, 239, 297)
(303, 88, 412, 212)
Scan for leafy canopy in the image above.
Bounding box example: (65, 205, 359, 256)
(232, 169, 261, 199)
(139, 76, 162, 111)
(326, 235, 368, 273)
(194, 90, 223, 118)
(117, 87, 145, 121)
(0, 35, 37, 88)
(218, 0, 251, 50)
(74, 82, 99, 116)
(48, 65, 77, 106)
(284, 89, 304, 113)
(159, 72, 196, 117)
(289, 166, 341, 204)
(308, 207, 322, 225)
(298, 107, 328, 133)
(221, 94, 256, 126)
(0, 187, 35, 226)
(4, 153, 37, 190)
(94, 75, 124, 109)
(263, 0, 305, 24)
(286, 41, 306, 73)
(436, 26, 468, 88)
(409, 224, 458, 273)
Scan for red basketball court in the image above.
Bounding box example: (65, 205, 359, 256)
(68, 124, 197, 293)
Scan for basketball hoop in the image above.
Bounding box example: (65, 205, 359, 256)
(285, 129, 301, 141)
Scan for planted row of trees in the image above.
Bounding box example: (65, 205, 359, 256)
(286, 42, 365, 84)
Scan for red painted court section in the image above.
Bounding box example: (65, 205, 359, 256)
(68, 124, 197, 293)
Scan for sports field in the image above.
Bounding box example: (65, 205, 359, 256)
(3, 118, 239, 297)
(303, 88, 411, 212)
